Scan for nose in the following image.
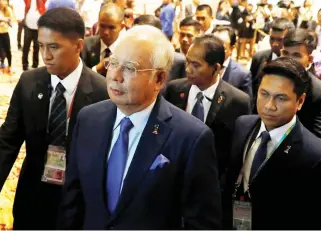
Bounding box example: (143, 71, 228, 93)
(264, 97, 277, 111)
(185, 63, 191, 75)
(42, 47, 53, 61)
(110, 66, 124, 83)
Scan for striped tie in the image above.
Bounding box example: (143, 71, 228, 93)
(48, 82, 67, 146)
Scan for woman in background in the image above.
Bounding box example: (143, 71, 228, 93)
(0, 0, 12, 74)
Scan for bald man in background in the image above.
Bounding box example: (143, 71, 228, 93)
(81, 3, 125, 76)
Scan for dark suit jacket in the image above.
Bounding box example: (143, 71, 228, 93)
(222, 59, 253, 99)
(297, 73, 321, 138)
(81, 35, 101, 69)
(249, 49, 272, 97)
(169, 52, 186, 82)
(58, 96, 222, 229)
(81, 35, 186, 81)
(0, 65, 109, 229)
(163, 78, 251, 181)
(223, 115, 321, 230)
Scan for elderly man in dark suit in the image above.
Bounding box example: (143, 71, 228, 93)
(81, 3, 125, 76)
(0, 8, 108, 230)
(213, 26, 253, 98)
(280, 28, 321, 137)
(223, 57, 321, 230)
(164, 34, 250, 184)
(58, 25, 222, 230)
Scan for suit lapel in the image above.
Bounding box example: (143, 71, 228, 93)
(250, 118, 302, 185)
(107, 96, 172, 223)
(32, 70, 51, 132)
(173, 80, 190, 111)
(66, 66, 94, 146)
(90, 36, 101, 67)
(205, 80, 226, 126)
(94, 102, 117, 219)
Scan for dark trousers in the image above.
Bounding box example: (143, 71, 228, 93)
(17, 20, 24, 47)
(0, 33, 12, 66)
(22, 25, 39, 70)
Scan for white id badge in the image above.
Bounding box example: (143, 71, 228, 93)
(41, 145, 66, 185)
(233, 200, 252, 230)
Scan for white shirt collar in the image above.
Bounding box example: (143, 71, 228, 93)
(190, 79, 220, 101)
(100, 28, 126, 56)
(51, 58, 83, 95)
(205, 23, 215, 34)
(272, 52, 278, 61)
(256, 115, 297, 147)
(113, 100, 157, 133)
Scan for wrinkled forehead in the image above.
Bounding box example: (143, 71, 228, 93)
(113, 38, 154, 67)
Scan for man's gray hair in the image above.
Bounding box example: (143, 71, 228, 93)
(122, 25, 175, 72)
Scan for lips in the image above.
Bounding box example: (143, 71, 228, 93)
(109, 87, 124, 96)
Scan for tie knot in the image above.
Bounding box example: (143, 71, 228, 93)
(56, 83, 65, 94)
(196, 92, 204, 101)
(105, 48, 111, 58)
(260, 131, 271, 144)
(120, 117, 133, 133)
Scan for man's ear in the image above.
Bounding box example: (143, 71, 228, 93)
(297, 93, 306, 111)
(308, 54, 314, 65)
(154, 71, 167, 91)
(76, 39, 84, 53)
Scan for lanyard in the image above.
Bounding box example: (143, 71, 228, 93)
(233, 123, 296, 198)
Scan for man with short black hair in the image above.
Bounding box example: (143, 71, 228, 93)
(178, 17, 201, 56)
(213, 26, 253, 98)
(223, 57, 321, 230)
(0, 7, 108, 229)
(195, 4, 214, 34)
(164, 34, 250, 183)
(81, 3, 125, 77)
(250, 17, 295, 111)
(281, 28, 321, 137)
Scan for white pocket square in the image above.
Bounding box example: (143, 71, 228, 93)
(150, 154, 170, 170)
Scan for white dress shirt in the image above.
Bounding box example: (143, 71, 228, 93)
(107, 100, 156, 193)
(25, 0, 41, 30)
(49, 58, 83, 134)
(243, 115, 296, 192)
(272, 52, 278, 61)
(186, 81, 220, 122)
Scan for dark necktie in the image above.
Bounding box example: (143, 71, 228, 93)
(249, 131, 271, 181)
(107, 117, 133, 213)
(191, 92, 204, 121)
(48, 83, 67, 146)
(104, 48, 111, 58)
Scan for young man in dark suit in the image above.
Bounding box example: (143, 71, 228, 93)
(164, 34, 250, 183)
(223, 57, 321, 230)
(281, 28, 321, 137)
(81, 3, 125, 76)
(0, 7, 108, 229)
(58, 25, 222, 229)
(250, 18, 295, 102)
(213, 26, 253, 98)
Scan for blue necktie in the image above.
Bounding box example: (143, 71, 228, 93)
(249, 131, 271, 181)
(191, 92, 204, 121)
(107, 117, 133, 213)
